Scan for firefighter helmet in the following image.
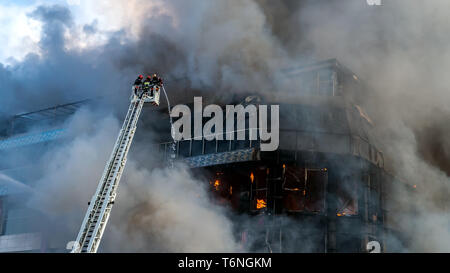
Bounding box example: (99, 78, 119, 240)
(138, 75, 143, 79)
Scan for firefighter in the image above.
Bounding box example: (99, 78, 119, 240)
(142, 75, 152, 97)
(151, 73, 163, 86)
(133, 75, 144, 96)
(150, 73, 163, 95)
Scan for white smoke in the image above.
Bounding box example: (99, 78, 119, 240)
(294, 0, 450, 252)
(2, 0, 450, 252)
(27, 107, 239, 252)
(104, 163, 238, 252)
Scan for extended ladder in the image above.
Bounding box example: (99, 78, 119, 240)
(71, 93, 148, 253)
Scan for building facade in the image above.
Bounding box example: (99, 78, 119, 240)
(0, 60, 412, 252)
(157, 59, 413, 252)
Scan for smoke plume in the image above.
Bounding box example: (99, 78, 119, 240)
(0, 0, 449, 252)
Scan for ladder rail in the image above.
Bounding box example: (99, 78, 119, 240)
(83, 100, 141, 251)
(72, 94, 147, 252)
(86, 98, 145, 252)
(73, 101, 137, 251)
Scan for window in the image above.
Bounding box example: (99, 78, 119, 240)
(4, 208, 34, 235)
(204, 140, 216, 154)
(248, 169, 268, 211)
(283, 166, 327, 213)
(178, 140, 190, 157)
(297, 68, 335, 96)
(336, 175, 359, 216)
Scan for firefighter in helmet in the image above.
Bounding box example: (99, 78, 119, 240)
(133, 75, 144, 96)
(151, 73, 163, 86)
(150, 73, 163, 95)
(141, 75, 152, 97)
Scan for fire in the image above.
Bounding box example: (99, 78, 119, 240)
(256, 199, 267, 209)
(214, 179, 220, 191)
(250, 172, 254, 184)
(337, 212, 346, 217)
(229, 186, 233, 195)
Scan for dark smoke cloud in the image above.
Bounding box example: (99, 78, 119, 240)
(1, 5, 130, 115)
(284, 0, 450, 251)
(29, 5, 74, 54)
(1, 3, 257, 252)
(1, 0, 449, 252)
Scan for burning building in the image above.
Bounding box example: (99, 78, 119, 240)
(0, 59, 413, 252)
(156, 59, 415, 252)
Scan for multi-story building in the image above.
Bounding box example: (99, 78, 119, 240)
(0, 59, 414, 252)
(157, 59, 415, 252)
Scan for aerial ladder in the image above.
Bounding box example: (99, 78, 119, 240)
(71, 83, 161, 253)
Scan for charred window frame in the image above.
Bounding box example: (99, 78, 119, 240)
(206, 169, 246, 211)
(368, 172, 382, 224)
(282, 166, 327, 213)
(247, 168, 268, 212)
(336, 175, 359, 217)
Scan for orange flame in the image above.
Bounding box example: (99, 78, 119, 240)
(214, 180, 220, 191)
(256, 199, 267, 209)
(250, 172, 254, 184)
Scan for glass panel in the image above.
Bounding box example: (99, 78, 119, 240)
(178, 140, 190, 157)
(217, 140, 229, 153)
(204, 140, 216, 154)
(191, 140, 203, 156)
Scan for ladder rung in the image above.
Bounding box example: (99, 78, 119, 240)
(75, 99, 144, 253)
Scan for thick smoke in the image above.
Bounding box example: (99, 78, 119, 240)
(104, 163, 238, 252)
(25, 107, 239, 252)
(0, 1, 291, 113)
(1, 1, 285, 253)
(284, 0, 450, 252)
(1, 0, 450, 252)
